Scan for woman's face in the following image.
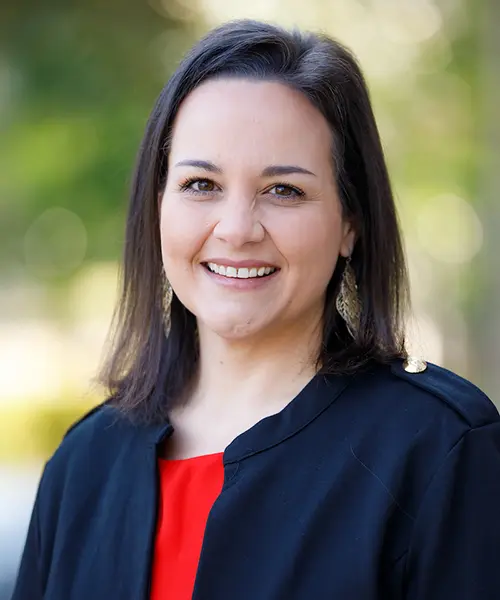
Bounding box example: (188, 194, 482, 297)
(160, 78, 355, 341)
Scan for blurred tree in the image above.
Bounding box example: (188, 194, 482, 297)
(0, 0, 200, 274)
(377, 0, 483, 378)
(470, 0, 500, 401)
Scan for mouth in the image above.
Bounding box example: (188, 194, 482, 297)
(202, 262, 279, 279)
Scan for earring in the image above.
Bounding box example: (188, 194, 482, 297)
(161, 270, 173, 334)
(335, 256, 361, 339)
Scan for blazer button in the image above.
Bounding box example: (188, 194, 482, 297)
(403, 356, 428, 373)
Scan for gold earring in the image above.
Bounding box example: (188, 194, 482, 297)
(161, 270, 173, 334)
(335, 256, 361, 339)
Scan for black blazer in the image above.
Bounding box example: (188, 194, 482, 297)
(12, 360, 500, 599)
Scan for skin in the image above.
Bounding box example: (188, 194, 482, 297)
(159, 79, 355, 457)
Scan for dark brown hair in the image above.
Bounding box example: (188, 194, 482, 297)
(99, 19, 409, 423)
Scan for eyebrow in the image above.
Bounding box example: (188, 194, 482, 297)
(174, 159, 222, 173)
(261, 165, 316, 177)
(174, 159, 316, 177)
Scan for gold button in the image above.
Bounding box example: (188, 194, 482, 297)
(403, 357, 427, 374)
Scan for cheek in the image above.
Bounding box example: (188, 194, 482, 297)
(159, 197, 208, 271)
(273, 207, 342, 282)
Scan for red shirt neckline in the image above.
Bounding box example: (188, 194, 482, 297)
(158, 451, 224, 464)
(150, 451, 225, 600)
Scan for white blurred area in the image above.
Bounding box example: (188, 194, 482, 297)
(0, 260, 118, 406)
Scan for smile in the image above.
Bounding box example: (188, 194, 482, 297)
(204, 262, 278, 279)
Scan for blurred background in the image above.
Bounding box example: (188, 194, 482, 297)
(0, 0, 499, 595)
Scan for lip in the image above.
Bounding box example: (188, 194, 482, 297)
(201, 258, 279, 269)
(200, 262, 279, 290)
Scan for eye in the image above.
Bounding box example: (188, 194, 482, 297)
(267, 183, 305, 200)
(179, 178, 218, 194)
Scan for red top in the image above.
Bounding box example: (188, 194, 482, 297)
(150, 452, 225, 600)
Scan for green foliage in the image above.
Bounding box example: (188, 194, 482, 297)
(0, 0, 199, 270)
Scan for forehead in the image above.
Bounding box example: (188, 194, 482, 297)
(168, 78, 334, 172)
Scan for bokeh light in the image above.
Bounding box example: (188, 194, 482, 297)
(416, 193, 484, 264)
(374, 0, 443, 45)
(24, 207, 88, 279)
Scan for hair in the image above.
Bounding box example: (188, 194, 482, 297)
(99, 19, 410, 424)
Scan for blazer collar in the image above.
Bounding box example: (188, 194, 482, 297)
(146, 373, 352, 464)
(222, 374, 351, 463)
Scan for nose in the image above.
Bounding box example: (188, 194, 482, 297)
(212, 197, 265, 247)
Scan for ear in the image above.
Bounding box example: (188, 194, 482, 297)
(339, 220, 357, 258)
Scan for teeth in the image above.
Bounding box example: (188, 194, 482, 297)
(206, 263, 276, 279)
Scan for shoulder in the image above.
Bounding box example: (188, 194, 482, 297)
(29, 402, 163, 554)
(43, 401, 149, 483)
(35, 401, 167, 517)
(342, 357, 499, 452)
(339, 359, 500, 521)
(61, 400, 133, 449)
(386, 357, 499, 429)
(63, 400, 127, 440)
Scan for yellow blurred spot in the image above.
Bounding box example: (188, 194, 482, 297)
(374, 0, 443, 45)
(417, 194, 483, 264)
(24, 207, 87, 278)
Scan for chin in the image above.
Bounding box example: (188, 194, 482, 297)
(200, 313, 271, 341)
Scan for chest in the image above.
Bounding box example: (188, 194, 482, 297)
(162, 404, 283, 459)
(41, 441, 409, 600)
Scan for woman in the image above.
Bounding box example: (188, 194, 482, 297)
(12, 19, 500, 600)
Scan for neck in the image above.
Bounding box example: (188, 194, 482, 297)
(189, 313, 323, 416)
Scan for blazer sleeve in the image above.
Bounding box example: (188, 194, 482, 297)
(405, 421, 500, 600)
(10, 462, 51, 600)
